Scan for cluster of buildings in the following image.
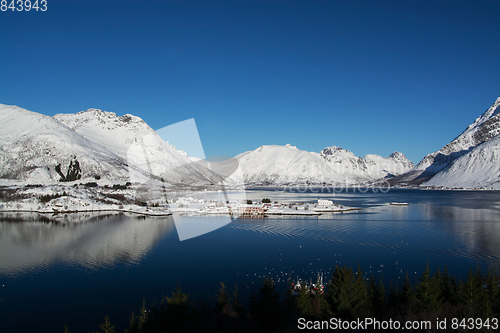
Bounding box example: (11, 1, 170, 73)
(169, 197, 351, 216)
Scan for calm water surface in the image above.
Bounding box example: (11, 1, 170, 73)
(0, 188, 499, 333)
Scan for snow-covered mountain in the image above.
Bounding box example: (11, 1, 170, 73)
(0, 105, 219, 185)
(424, 134, 500, 189)
(391, 97, 500, 187)
(0, 104, 133, 184)
(320, 146, 414, 181)
(230, 144, 413, 185)
(0, 104, 413, 186)
(54, 109, 221, 185)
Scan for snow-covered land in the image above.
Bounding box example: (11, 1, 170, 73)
(0, 183, 361, 218)
(424, 134, 500, 189)
(393, 97, 500, 188)
(228, 144, 413, 185)
(0, 184, 173, 216)
(3, 98, 497, 191)
(0, 104, 133, 184)
(54, 109, 220, 185)
(0, 104, 222, 186)
(1, 104, 413, 188)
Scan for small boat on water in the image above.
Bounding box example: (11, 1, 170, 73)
(389, 202, 409, 206)
(292, 273, 325, 295)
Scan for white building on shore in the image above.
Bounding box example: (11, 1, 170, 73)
(317, 199, 333, 206)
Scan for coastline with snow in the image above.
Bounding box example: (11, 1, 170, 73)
(0, 183, 364, 218)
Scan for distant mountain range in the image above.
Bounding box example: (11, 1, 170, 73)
(225, 144, 413, 185)
(1, 97, 499, 188)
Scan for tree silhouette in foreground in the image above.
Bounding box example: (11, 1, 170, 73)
(77, 264, 499, 332)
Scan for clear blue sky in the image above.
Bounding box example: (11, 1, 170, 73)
(1, 0, 499, 163)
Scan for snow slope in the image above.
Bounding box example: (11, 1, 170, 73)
(424, 134, 500, 189)
(320, 146, 414, 182)
(233, 144, 349, 184)
(231, 144, 413, 185)
(1, 104, 413, 186)
(0, 104, 134, 184)
(407, 97, 500, 183)
(364, 151, 415, 178)
(54, 109, 221, 185)
(0, 104, 221, 185)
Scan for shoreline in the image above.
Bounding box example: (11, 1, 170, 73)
(0, 205, 363, 217)
(0, 208, 173, 216)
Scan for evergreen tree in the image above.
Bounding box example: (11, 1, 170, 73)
(282, 277, 297, 321)
(191, 297, 213, 332)
(98, 316, 115, 333)
(387, 280, 399, 309)
(232, 283, 245, 317)
(352, 264, 369, 316)
(148, 302, 161, 330)
(484, 268, 498, 318)
(215, 282, 237, 332)
(325, 265, 368, 319)
(415, 264, 443, 311)
(124, 311, 139, 333)
(215, 282, 231, 313)
(63, 325, 70, 333)
(368, 276, 386, 316)
(164, 285, 193, 331)
(399, 271, 415, 311)
(249, 277, 281, 332)
(461, 267, 485, 317)
(137, 299, 149, 332)
(441, 265, 459, 304)
(296, 281, 312, 317)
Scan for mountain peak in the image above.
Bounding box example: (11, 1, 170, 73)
(320, 146, 348, 156)
(79, 108, 116, 117)
(389, 151, 405, 159)
(388, 151, 414, 167)
(61, 108, 145, 128)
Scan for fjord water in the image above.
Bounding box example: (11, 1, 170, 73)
(1, 188, 499, 333)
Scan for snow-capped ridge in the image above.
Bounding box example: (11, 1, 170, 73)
(1, 104, 222, 185)
(389, 151, 404, 159)
(167, 142, 188, 157)
(0, 104, 134, 183)
(320, 146, 351, 156)
(392, 96, 500, 188)
(424, 134, 500, 189)
(234, 144, 413, 185)
(60, 108, 146, 130)
(0, 103, 416, 186)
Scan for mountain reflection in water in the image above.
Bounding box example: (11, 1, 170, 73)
(0, 213, 176, 274)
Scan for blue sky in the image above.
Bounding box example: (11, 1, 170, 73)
(1, 0, 499, 163)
